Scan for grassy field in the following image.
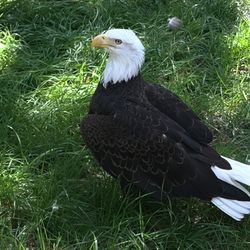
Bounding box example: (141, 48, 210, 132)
(0, 0, 250, 249)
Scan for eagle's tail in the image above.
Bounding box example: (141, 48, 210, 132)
(211, 156, 250, 221)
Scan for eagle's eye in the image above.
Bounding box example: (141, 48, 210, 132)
(115, 39, 122, 45)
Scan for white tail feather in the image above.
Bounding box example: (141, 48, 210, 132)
(211, 156, 250, 221)
(211, 198, 250, 221)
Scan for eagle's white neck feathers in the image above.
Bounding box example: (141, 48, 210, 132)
(102, 48, 144, 88)
(101, 29, 145, 88)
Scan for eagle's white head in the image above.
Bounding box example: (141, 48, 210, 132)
(91, 29, 145, 88)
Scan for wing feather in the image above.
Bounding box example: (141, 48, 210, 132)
(145, 82, 213, 144)
(81, 110, 222, 200)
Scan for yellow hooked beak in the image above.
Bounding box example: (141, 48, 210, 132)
(91, 34, 110, 48)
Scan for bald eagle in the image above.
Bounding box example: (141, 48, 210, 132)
(81, 29, 250, 221)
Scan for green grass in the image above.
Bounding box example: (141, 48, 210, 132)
(0, 0, 250, 249)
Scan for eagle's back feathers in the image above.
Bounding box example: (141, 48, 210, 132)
(81, 75, 248, 204)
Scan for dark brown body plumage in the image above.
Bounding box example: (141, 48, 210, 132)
(81, 75, 249, 202)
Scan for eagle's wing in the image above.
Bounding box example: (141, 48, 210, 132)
(145, 82, 213, 144)
(81, 104, 225, 200)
